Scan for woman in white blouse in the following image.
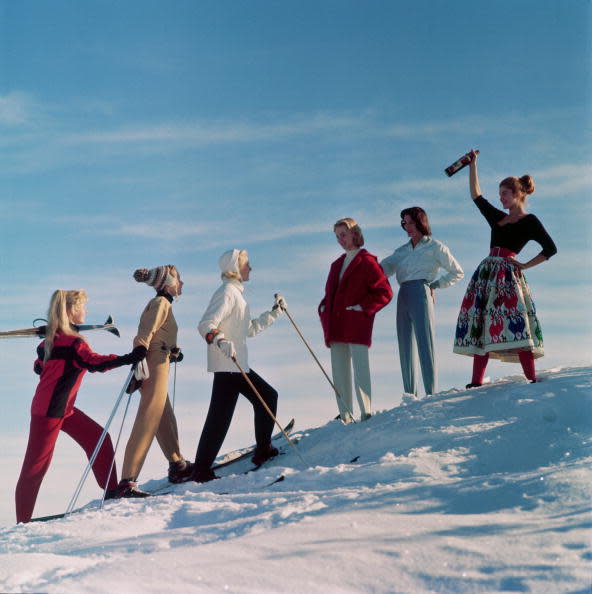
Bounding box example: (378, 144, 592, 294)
(381, 207, 463, 402)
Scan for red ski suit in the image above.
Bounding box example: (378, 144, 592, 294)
(319, 249, 393, 348)
(16, 332, 125, 523)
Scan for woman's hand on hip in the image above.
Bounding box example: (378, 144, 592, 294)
(346, 304, 363, 312)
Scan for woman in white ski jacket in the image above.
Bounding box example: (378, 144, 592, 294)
(192, 249, 286, 483)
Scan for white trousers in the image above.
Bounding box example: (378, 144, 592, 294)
(330, 342, 371, 420)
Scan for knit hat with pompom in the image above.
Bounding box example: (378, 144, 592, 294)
(133, 265, 175, 292)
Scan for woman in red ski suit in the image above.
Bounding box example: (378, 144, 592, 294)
(319, 218, 393, 422)
(15, 289, 146, 523)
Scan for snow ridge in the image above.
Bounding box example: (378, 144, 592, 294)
(1, 366, 590, 593)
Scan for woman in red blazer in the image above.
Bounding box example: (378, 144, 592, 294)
(319, 218, 393, 422)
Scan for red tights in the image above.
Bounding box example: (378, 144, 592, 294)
(15, 407, 118, 523)
(471, 351, 536, 385)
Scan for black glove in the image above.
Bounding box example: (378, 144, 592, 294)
(118, 345, 148, 366)
(170, 347, 183, 363)
(129, 345, 148, 363)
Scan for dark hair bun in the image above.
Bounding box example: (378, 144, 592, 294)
(520, 175, 535, 195)
(134, 268, 150, 283)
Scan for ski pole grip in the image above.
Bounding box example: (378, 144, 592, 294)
(273, 293, 286, 311)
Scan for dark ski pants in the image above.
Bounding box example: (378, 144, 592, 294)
(194, 369, 278, 471)
(15, 407, 118, 523)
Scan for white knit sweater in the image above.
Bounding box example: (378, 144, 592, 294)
(198, 278, 279, 373)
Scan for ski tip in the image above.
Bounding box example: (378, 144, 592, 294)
(107, 326, 121, 338)
(33, 320, 48, 337)
(105, 315, 114, 325)
(29, 512, 67, 523)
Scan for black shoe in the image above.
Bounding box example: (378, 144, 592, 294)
(168, 459, 194, 484)
(192, 467, 219, 484)
(465, 383, 482, 389)
(252, 444, 279, 466)
(115, 479, 150, 498)
(104, 489, 118, 500)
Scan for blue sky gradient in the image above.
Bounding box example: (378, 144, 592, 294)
(0, 1, 590, 523)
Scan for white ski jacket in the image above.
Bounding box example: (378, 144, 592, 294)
(198, 278, 279, 373)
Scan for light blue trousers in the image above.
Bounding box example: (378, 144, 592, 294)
(397, 279, 437, 396)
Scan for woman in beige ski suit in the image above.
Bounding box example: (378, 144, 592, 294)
(115, 265, 192, 497)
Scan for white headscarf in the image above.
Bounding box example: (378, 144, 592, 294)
(218, 249, 242, 278)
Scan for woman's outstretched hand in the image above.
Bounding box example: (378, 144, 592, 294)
(129, 345, 148, 364)
(273, 294, 287, 312)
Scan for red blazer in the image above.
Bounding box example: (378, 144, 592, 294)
(32, 332, 122, 418)
(319, 249, 393, 347)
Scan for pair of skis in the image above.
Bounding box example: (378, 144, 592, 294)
(0, 316, 120, 339)
(30, 419, 296, 521)
(212, 418, 295, 472)
(147, 419, 296, 497)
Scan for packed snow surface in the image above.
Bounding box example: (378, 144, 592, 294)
(0, 366, 590, 593)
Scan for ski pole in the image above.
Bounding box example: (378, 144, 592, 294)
(65, 366, 135, 516)
(275, 295, 355, 422)
(100, 390, 135, 509)
(231, 355, 307, 468)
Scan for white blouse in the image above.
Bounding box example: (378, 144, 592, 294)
(380, 236, 463, 289)
(339, 248, 360, 280)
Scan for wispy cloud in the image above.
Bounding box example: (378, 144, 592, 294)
(532, 163, 592, 199)
(58, 108, 585, 148)
(61, 113, 363, 146)
(0, 92, 36, 126)
(2, 93, 587, 183)
(117, 221, 209, 239)
(74, 156, 587, 246)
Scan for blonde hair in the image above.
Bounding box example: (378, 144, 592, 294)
(44, 290, 87, 361)
(221, 250, 249, 280)
(333, 217, 365, 247)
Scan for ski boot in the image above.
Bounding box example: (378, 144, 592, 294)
(192, 467, 219, 484)
(168, 459, 194, 484)
(251, 443, 279, 466)
(115, 479, 150, 498)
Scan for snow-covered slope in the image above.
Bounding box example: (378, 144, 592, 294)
(1, 366, 590, 593)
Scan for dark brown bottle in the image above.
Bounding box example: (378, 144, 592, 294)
(444, 150, 479, 177)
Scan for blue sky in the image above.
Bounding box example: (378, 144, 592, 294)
(1, 1, 590, 523)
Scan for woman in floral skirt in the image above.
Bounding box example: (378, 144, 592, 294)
(453, 150, 557, 387)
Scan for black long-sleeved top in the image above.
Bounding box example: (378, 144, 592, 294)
(475, 195, 557, 259)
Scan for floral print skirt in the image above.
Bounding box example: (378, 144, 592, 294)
(453, 256, 544, 362)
